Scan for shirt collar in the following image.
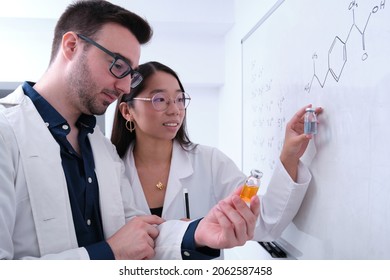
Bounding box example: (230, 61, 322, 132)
(22, 81, 96, 133)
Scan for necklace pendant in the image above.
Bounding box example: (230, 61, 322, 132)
(156, 181, 164, 190)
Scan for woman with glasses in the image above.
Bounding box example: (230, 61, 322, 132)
(111, 61, 322, 255)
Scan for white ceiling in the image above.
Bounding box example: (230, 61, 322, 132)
(0, 0, 235, 37)
(0, 0, 234, 86)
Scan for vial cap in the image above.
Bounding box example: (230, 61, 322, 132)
(250, 169, 263, 179)
(305, 107, 315, 112)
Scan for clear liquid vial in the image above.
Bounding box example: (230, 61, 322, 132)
(304, 107, 317, 135)
(240, 169, 263, 203)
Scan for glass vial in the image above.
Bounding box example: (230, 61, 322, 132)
(304, 107, 317, 135)
(240, 169, 263, 203)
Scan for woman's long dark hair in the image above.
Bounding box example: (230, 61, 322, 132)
(111, 61, 194, 158)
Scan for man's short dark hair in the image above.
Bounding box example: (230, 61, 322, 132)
(49, 0, 152, 64)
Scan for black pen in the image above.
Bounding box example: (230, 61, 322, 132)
(269, 241, 287, 258)
(259, 242, 279, 258)
(183, 188, 190, 219)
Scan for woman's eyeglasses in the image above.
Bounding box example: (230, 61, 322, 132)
(133, 92, 191, 111)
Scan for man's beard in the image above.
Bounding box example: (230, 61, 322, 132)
(66, 54, 109, 116)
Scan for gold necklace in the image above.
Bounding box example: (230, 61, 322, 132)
(134, 149, 171, 191)
(156, 181, 165, 190)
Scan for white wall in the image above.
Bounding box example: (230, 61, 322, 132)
(0, 17, 54, 82)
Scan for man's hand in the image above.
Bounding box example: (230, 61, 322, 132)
(194, 186, 260, 249)
(107, 215, 164, 259)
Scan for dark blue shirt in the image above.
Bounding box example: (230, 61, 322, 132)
(23, 81, 219, 260)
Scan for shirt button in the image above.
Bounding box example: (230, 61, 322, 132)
(183, 251, 190, 257)
(45, 122, 50, 127)
(88, 177, 92, 183)
(87, 219, 91, 226)
(62, 124, 69, 130)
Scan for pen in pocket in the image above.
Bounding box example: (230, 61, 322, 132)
(183, 188, 190, 219)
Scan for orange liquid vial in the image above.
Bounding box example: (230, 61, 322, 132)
(240, 185, 260, 203)
(240, 169, 263, 203)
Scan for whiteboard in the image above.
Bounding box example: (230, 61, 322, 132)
(242, 0, 390, 259)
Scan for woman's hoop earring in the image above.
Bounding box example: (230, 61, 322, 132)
(125, 120, 135, 132)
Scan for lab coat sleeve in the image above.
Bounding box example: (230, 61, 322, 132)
(208, 146, 247, 203)
(18, 248, 90, 260)
(254, 158, 311, 241)
(152, 220, 190, 260)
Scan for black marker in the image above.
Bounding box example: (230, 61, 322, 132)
(183, 188, 190, 219)
(269, 241, 287, 258)
(258, 242, 279, 258)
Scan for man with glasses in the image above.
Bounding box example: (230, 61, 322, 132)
(0, 0, 259, 260)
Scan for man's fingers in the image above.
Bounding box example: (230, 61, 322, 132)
(138, 214, 165, 225)
(132, 215, 162, 239)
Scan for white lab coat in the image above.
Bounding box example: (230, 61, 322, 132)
(124, 141, 311, 243)
(0, 86, 189, 260)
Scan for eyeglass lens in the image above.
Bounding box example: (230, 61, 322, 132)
(110, 58, 129, 78)
(152, 92, 191, 111)
(110, 58, 142, 88)
(77, 34, 142, 88)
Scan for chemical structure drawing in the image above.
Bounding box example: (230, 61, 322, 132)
(304, 0, 386, 93)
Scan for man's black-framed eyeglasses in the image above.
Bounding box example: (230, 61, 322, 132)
(77, 34, 142, 88)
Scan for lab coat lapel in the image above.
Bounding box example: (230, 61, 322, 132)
(4, 88, 78, 255)
(126, 146, 151, 214)
(88, 129, 125, 238)
(162, 141, 193, 217)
